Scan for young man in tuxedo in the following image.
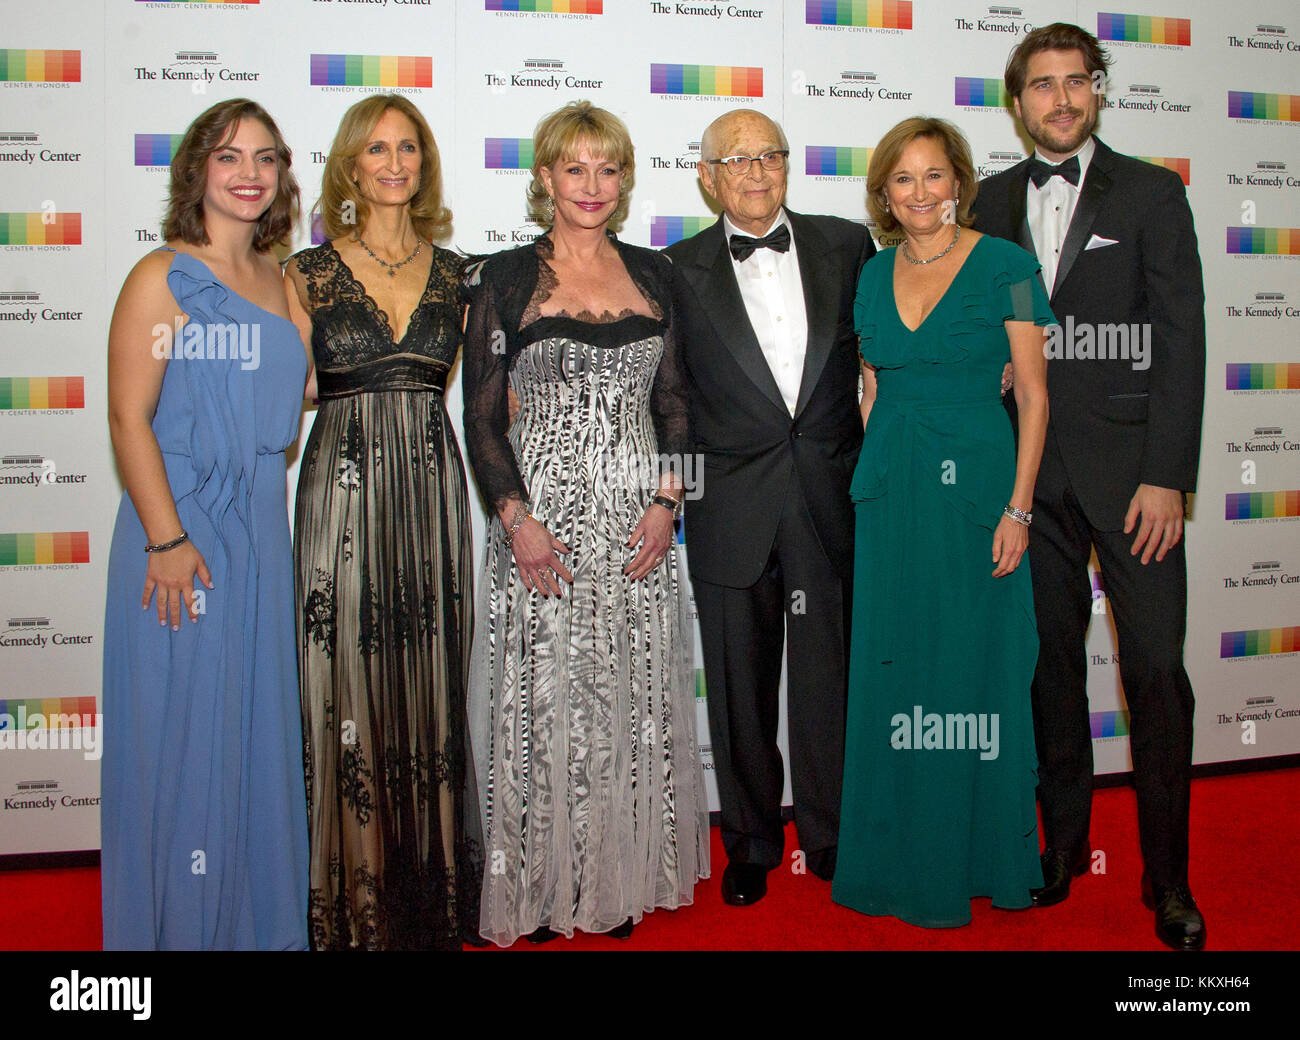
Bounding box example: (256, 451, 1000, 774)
(974, 23, 1207, 949)
(665, 109, 875, 906)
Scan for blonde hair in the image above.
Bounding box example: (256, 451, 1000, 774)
(316, 94, 452, 242)
(526, 101, 634, 231)
(866, 117, 978, 235)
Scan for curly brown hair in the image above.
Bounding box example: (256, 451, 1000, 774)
(163, 98, 299, 252)
(315, 94, 452, 243)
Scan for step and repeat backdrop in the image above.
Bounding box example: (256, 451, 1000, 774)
(1, 0, 1296, 857)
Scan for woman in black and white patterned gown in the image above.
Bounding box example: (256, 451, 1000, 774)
(463, 102, 709, 946)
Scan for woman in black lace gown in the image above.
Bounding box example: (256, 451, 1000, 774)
(285, 95, 480, 950)
(463, 102, 709, 947)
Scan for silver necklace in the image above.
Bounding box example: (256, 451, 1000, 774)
(355, 235, 422, 277)
(902, 225, 960, 265)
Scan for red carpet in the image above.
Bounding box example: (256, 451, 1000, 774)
(3, 768, 1296, 951)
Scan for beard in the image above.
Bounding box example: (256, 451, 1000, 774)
(1026, 106, 1097, 157)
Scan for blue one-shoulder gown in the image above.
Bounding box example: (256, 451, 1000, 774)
(100, 250, 309, 950)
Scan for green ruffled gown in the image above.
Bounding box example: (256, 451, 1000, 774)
(832, 235, 1055, 927)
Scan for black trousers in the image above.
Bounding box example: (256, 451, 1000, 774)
(1029, 434, 1196, 890)
(692, 485, 849, 874)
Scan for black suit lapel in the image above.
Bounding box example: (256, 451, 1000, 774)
(1052, 141, 1113, 300)
(789, 211, 835, 418)
(1006, 162, 1037, 262)
(687, 220, 787, 415)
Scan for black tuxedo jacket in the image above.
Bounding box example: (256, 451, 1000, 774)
(665, 209, 875, 587)
(973, 138, 1206, 530)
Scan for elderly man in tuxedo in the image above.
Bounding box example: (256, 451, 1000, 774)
(665, 109, 875, 906)
(974, 22, 1207, 949)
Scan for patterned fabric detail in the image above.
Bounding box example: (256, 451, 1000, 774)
(467, 316, 710, 947)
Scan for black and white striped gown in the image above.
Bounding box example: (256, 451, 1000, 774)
(463, 241, 709, 946)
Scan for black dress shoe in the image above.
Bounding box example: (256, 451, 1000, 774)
(1029, 846, 1089, 907)
(525, 925, 561, 944)
(1142, 882, 1206, 951)
(806, 847, 837, 882)
(721, 862, 769, 907)
(607, 917, 635, 939)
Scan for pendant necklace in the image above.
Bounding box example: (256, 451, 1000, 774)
(356, 235, 422, 277)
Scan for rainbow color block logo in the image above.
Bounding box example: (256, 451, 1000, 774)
(0, 213, 82, 245)
(694, 668, 707, 699)
(1228, 92, 1297, 121)
(485, 138, 535, 170)
(1220, 626, 1300, 659)
(1097, 12, 1190, 45)
(0, 532, 89, 566)
(806, 146, 872, 177)
(486, 0, 602, 10)
(1226, 227, 1299, 255)
(1225, 491, 1300, 520)
(651, 64, 762, 98)
(955, 78, 1008, 108)
(1136, 156, 1189, 185)
(805, 0, 912, 28)
(0, 49, 80, 83)
(1090, 710, 1130, 739)
(311, 54, 432, 89)
(650, 216, 717, 248)
(310, 213, 326, 247)
(0, 697, 98, 729)
(0, 377, 84, 409)
(135, 134, 182, 167)
(1227, 364, 1300, 391)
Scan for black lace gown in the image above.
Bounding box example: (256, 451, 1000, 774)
(291, 242, 481, 950)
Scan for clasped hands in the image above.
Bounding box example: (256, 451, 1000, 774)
(509, 500, 676, 598)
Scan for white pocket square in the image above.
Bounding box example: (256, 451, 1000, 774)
(1085, 234, 1118, 251)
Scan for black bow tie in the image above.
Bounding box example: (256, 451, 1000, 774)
(1028, 154, 1081, 188)
(728, 223, 791, 261)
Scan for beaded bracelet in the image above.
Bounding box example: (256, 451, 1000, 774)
(1003, 505, 1032, 527)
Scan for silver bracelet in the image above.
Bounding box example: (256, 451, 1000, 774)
(503, 503, 531, 545)
(1003, 505, 1032, 526)
(145, 530, 189, 553)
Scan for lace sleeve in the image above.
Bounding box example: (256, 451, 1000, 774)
(649, 252, 691, 474)
(462, 260, 529, 512)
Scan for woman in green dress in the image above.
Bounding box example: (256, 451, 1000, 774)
(832, 118, 1053, 927)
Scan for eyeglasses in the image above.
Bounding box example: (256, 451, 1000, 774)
(704, 150, 789, 176)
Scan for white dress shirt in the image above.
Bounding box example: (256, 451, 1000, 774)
(1026, 136, 1095, 293)
(723, 211, 808, 416)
